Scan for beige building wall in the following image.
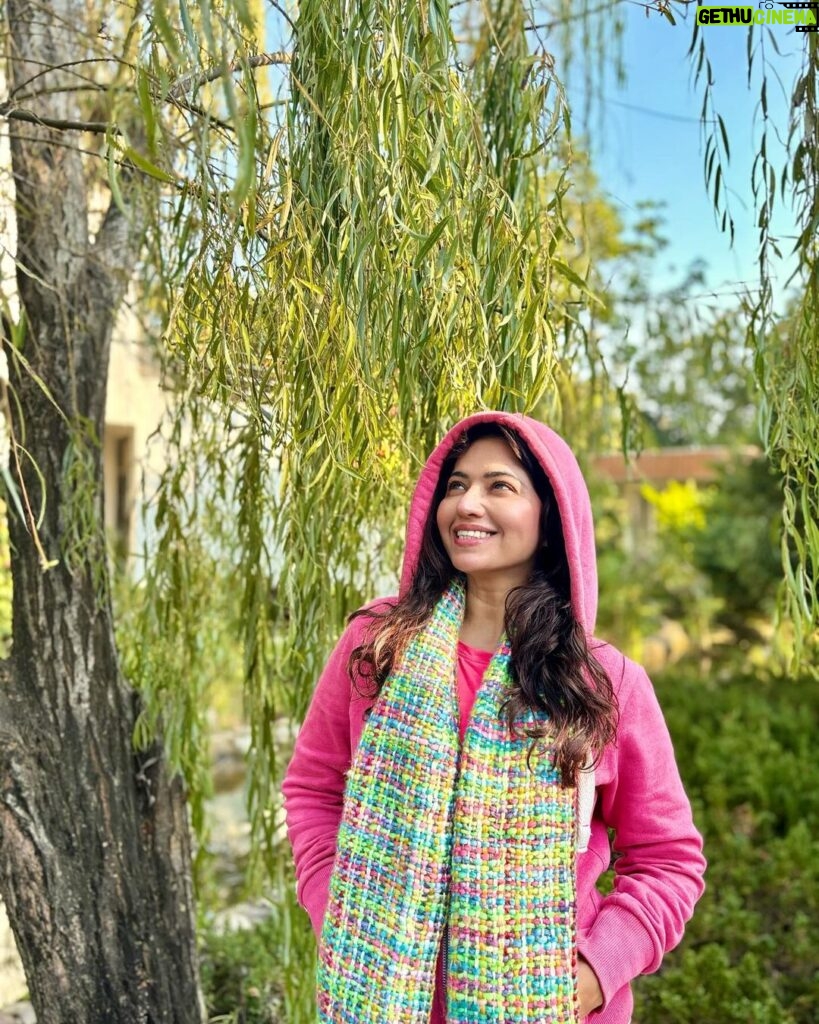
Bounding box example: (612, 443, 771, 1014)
(104, 306, 169, 560)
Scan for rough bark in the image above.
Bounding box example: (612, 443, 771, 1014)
(0, 1, 203, 1020)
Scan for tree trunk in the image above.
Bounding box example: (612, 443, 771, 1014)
(0, 2, 202, 1020)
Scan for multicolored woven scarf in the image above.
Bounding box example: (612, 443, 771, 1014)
(317, 580, 578, 1024)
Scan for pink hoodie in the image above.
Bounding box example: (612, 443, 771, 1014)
(282, 412, 706, 1023)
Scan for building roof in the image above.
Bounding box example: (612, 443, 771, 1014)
(591, 445, 760, 485)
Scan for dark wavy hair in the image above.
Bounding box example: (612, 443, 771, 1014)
(349, 422, 618, 785)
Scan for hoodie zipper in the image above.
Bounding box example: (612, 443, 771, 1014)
(442, 925, 449, 990)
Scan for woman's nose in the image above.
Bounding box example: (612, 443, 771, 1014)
(456, 485, 483, 515)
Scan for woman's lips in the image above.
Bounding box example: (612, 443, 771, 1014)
(453, 529, 496, 546)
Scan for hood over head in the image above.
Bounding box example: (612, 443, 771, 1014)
(399, 412, 598, 633)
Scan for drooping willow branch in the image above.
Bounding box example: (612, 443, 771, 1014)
(166, 50, 292, 100)
(0, 51, 293, 136)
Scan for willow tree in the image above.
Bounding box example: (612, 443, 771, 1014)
(1, 0, 817, 1020)
(0, 0, 207, 1020)
(0, 0, 595, 1019)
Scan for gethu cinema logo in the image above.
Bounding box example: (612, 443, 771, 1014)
(696, 2, 818, 27)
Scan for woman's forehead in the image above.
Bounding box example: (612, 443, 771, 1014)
(451, 435, 524, 470)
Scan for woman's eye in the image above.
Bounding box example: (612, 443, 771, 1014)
(492, 480, 512, 491)
(446, 480, 465, 492)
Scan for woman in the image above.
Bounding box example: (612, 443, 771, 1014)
(282, 411, 705, 1023)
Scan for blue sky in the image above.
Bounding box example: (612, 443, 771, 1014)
(564, 5, 804, 310)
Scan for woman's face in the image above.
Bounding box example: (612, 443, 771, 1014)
(435, 436, 542, 590)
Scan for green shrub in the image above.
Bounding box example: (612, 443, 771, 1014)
(198, 856, 317, 1024)
(200, 916, 286, 1023)
(199, 879, 316, 1024)
(634, 666, 819, 1024)
(637, 945, 796, 1024)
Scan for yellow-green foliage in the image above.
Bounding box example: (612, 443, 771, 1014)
(134, 0, 598, 887)
(640, 480, 708, 534)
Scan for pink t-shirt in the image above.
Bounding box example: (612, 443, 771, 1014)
(455, 639, 494, 741)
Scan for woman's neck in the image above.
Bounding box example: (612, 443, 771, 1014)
(460, 579, 509, 651)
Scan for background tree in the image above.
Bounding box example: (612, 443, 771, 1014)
(691, 455, 785, 630)
(0, 1, 207, 1020)
(610, 259, 760, 448)
(688, 13, 819, 664)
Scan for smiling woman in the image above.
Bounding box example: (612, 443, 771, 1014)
(436, 433, 543, 601)
(282, 411, 706, 1024)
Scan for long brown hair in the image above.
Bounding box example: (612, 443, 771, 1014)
(349, 423, 618, 785)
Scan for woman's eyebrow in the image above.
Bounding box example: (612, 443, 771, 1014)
(449, 468, 522, 483)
